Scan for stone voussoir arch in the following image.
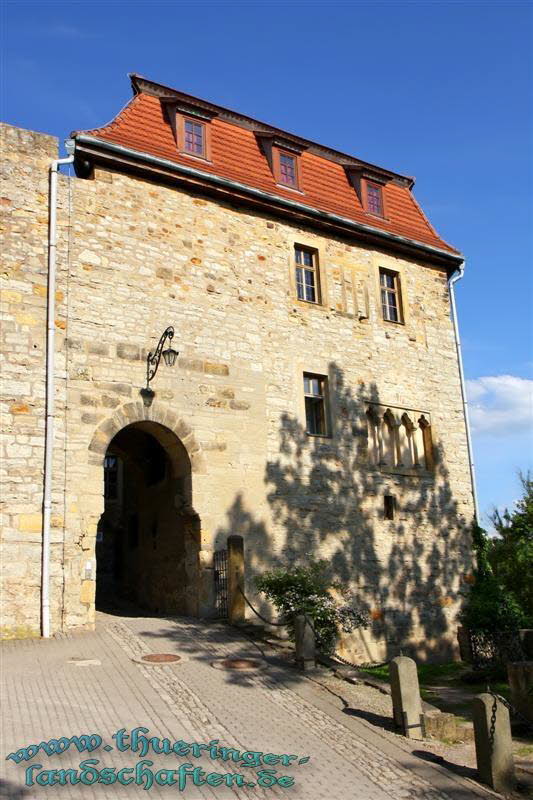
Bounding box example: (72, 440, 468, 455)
(87, 398, 206, 475)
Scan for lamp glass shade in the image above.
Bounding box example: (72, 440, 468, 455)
(162, 347, 178, 367)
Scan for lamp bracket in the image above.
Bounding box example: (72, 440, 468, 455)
(146, 326, 176, 388)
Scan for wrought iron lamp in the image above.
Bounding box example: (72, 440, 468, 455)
(140, 326, 178, 406)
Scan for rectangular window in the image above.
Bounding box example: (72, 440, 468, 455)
(278, 152, 298, 188)
(380, 268, 403, 323)
(184, 118, 205, 156)
(304, 373, 328, 436)
(295, 246, 320, 303)
(366, 182, 384, 216)
(384, 495, 396, 520)
(104, 455, 119, 501)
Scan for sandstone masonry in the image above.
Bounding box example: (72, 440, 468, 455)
(0, 121, 474, 659)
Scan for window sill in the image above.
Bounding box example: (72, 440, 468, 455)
(294, 298, 324, 309)
(178, 150, 213, 165)
(382, 318, 405, 327)
(378, 464, 434, 479)
(305, 432, 332, 440)
(365, 211, 390, 222)
(276, 183, 304, 195)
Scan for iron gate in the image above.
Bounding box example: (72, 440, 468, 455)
(214, 549, 228, 618)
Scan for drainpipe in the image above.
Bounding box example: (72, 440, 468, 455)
(42, 141, 74, 638)
(448, 261, 480, 523)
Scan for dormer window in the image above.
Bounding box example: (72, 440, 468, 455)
(277, 152, 298, 188)
(255, 133, 305, 191)
(344, 167, 393, 218)
(365, 182, 384, 216)
(167, 101, 215, 162)
(184, 119, 205, 157)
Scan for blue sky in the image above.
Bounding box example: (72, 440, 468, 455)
(3, 0, 532, 526)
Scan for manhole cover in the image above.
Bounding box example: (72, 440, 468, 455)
(141, 653, 181, 664)
(215, 658, 265, 671)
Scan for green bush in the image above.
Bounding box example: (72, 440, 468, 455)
(254, 560, 368, 655)
(461, 520, 527, 668)
(460, 573, 526, 634)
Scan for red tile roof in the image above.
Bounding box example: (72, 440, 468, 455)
(73, 76, 460, 259)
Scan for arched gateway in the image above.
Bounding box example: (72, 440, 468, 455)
(87, 401, 207, 618)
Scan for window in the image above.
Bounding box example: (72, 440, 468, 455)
(366, 404, 434, 473)
(184, 119, 205, 156)
(295, 246, 320, 303)
(384, 495, 396, 520)
(176, 112, 212, 161)
(273, 149, 300, 189)
(104, 455, 119, 501)
(365, 181, 384, 216)
(380, 268, 403, 323)
(304, 373, 329, 436)
(279, 153, 297, 187)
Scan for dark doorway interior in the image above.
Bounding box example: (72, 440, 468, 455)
(96, 422, 199, 615)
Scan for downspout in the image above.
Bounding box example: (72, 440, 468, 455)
(448, 261, 480, 522)
(42, 141, 74, 638)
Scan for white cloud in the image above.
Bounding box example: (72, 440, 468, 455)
(466, 375, 533, 436)
(39, 24, 100, 39)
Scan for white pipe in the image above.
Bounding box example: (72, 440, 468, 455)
(449, 262, 480, 522)
(42, 146, 74, 638)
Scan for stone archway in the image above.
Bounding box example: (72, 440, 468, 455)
(84, 400, 208, 620)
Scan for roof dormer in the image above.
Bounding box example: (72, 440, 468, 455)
(162, 98, 218, 162)
(255, 133, 307, 192)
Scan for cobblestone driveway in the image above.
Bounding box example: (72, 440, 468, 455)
(1, 614, 495, 800)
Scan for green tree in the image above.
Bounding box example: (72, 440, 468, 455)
(489, 472, 533, 623)
(461, 521, 526, 635)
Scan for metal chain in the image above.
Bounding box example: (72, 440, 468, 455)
(333, 650, 391, 671)
(236, 589, 395, 671)
(301, 613, 390, 670)
(487, 690, 497, 753)
(487, 685, 533, 734)
(237, 586, 288, 627)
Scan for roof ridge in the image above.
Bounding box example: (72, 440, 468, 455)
(128, 72, 415, 187)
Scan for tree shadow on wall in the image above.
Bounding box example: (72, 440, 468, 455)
(217, 362, 474, 662)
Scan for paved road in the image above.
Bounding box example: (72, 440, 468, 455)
(1, 613, 495, 800)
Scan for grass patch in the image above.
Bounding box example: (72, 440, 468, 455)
(359, 661, 512, 720)
(359, 661, 466, 685)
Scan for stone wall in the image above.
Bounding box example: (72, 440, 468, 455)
(0, 122, 475, 659)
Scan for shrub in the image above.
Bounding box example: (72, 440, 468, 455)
(254, 560, 368, 655)
(461, 521, 527, 668)
(460, 572, 526, 635)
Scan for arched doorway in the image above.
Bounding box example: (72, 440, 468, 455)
(95, 421, 200, 615)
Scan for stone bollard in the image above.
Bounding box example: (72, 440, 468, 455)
(507, 661, 533, 723)
(519, 630, 533, 659)
(472, 693, 515, 793)
(227, 535, 245, 625)
(295, 614, 316, 671)
(389, 656, 425, 739)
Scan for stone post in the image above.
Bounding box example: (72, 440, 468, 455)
(227, 535, 245, 625)
(472, 693, 515, 793)
(389, 656, 424, 739)
(507, 662, 533, 724)
(519, 630, 533, 658)
(295, 614, 316, 671)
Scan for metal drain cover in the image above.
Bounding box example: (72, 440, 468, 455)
(141, 653, 181, 664)
(212, 657, 267, 672)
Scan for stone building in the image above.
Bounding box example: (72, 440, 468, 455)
(1, 74, 476, 659)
